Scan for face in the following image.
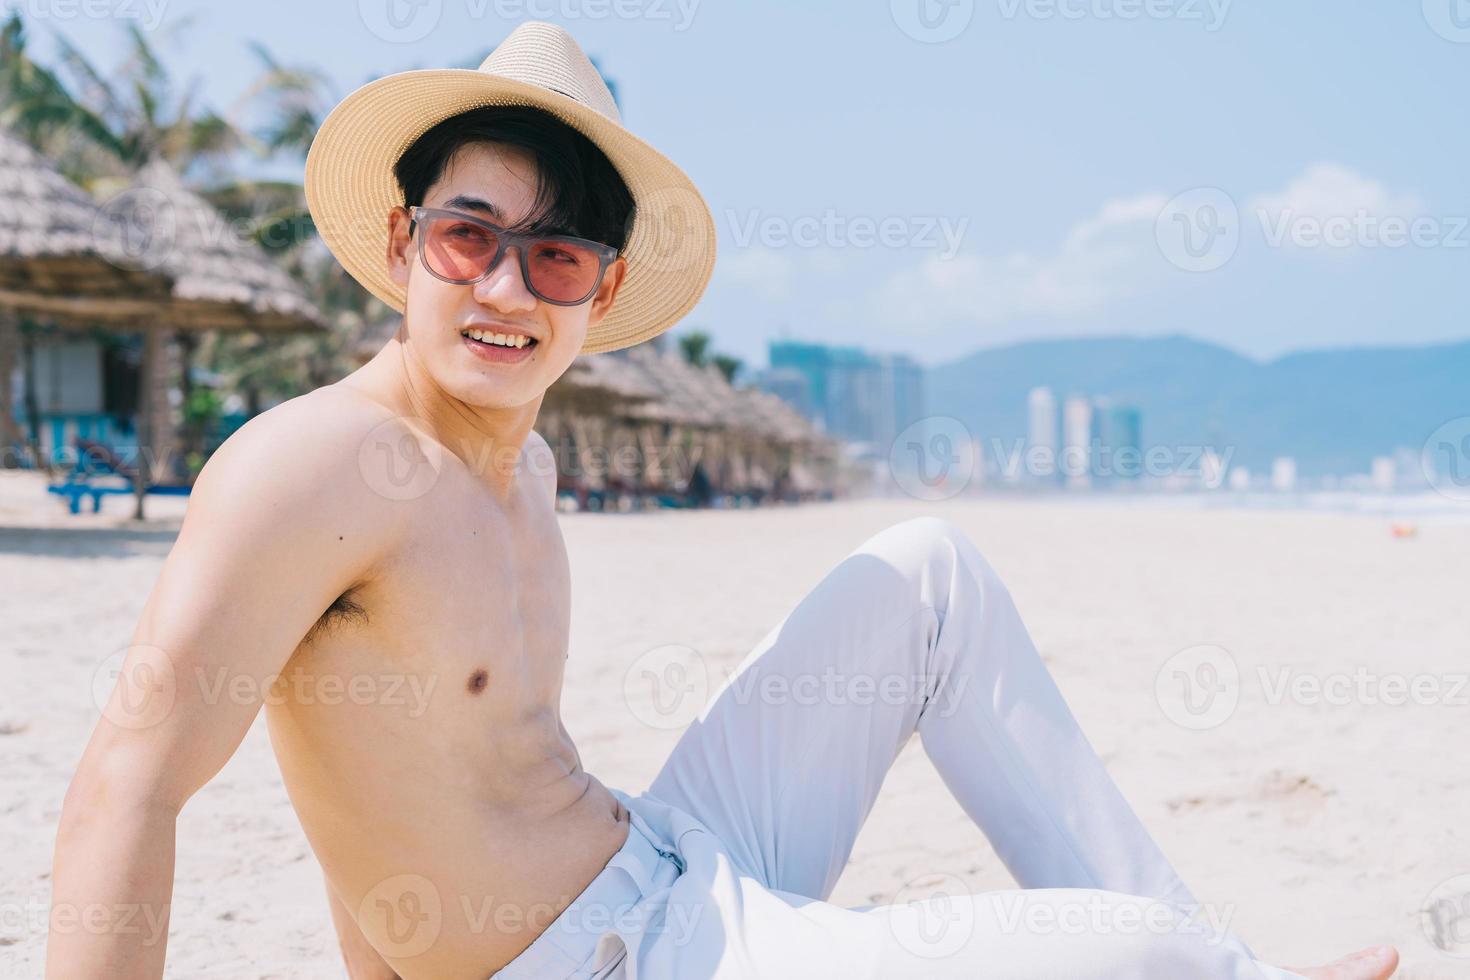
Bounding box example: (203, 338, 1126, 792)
(385, 141, 627, 411)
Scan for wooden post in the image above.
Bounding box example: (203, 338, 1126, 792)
(133, 325, 157, 521)
(0, 310, 22, 468)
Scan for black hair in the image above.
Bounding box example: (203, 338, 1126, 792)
(393, 105, 635, 250)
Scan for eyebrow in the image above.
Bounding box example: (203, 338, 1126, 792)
(442, 194, 508, 222)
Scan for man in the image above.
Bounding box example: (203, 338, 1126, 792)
(48, 21, 1398, 980)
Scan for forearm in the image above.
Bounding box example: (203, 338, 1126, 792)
(46, 789, 178, 980)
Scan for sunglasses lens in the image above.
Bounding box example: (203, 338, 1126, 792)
(526, 239, 604, 303)
(421, 216, 500, 282)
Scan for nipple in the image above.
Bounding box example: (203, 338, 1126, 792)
(467, 669, 489, 694)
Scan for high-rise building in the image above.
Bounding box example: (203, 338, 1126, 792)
(1099, 401, 1143, 483)
(764, 341, 925, 449)
(1061, 395, 1096, 490)
(1027, 386, 1059, 483)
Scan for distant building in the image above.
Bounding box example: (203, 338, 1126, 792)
(1027, 386, 1059, 483)
(1061, 394, 1096, 490)
(1096, 399, 1143, 484)
(765, 341, 925, 449)
(1271, 456, 1297, 492)
(753, 367, 814, 422)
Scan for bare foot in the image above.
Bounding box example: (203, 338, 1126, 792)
(1286, 945, 1399, 980)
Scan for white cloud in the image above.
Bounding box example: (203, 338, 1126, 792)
(1249, 163, 1422, 225)
(1247, 163, 1425, 252)
(865, 193, 1167, 332)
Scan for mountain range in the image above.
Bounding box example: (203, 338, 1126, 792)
(924, 335, 1470, 476)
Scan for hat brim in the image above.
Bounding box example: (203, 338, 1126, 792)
(304, 68, 716, 354)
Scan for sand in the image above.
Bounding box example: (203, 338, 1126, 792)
(3, 470, 1466, 978)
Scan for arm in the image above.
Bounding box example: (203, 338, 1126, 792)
(46, 399, 398, 979)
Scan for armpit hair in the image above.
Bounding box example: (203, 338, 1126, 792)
(301, 585, 369, 648)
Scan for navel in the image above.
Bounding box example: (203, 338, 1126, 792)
(467, 669, 489, 694)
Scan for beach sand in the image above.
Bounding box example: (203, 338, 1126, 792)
(3, 473, 1466, 978)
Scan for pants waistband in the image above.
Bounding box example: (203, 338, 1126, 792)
(490, 797, 681, 979)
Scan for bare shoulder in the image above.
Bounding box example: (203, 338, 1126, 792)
(184, 386, 411, 565)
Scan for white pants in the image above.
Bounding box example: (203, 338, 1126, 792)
(493, 517, 1305, 979)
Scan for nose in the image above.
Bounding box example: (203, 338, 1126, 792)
(471, 244, 537, 314)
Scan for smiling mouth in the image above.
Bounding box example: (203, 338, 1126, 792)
(460, 327, 538, 350)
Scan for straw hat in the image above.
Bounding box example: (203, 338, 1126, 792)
(304, 21, 716, 354)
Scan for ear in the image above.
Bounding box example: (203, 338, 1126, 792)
(386, 206, 414, 290)
(585, 256, 628, 329)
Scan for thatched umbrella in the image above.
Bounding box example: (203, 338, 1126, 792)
(0, 125, 175, 460)
(94, 157, 327, 517)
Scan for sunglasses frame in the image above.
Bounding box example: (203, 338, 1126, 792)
(407, 205, 620, 307)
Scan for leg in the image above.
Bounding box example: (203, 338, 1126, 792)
(649, 515, 1193, 903)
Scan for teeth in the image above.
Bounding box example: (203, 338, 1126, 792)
(462, 329, 533, 348)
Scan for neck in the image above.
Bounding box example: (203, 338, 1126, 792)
(366, 330, 543, 503)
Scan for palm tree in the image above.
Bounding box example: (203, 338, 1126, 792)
(1, 11, 378, 466)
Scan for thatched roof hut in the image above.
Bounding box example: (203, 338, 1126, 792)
(0, 125, 172, 323)
(95, 158, 326, 332)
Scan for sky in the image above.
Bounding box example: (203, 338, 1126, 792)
(18, 0, 1470, 371)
